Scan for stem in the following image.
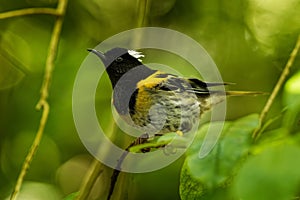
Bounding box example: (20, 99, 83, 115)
(76, 159, 104, 200)
(76, 121, 118, 200)
(106, 134, 149, 200)
(0, 8, 59, 19)
(136, 0, 150, 27)
(132, 0, 151, 47)
(252, 34, 300, 141)
(9, 1, 68, 199)
(10, 101, 49, 200)
(37, 0, 68, 106)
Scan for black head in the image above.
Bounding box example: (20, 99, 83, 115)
(88, 47, 156, 115)
(88, 47, 147, 87)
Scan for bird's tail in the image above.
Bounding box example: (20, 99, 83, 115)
(224, 91, 268, 96)
(200, 90, 267, 109)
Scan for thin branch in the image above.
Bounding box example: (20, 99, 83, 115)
(252, 34, 300, 141)
(106, 134, 150, 200)
(131, 0, 151, 47)
(9, 101, 49, 200)
(0, 8, 59, 19)
(136, 0, 150, 27)
(37, 0, 68, 105)
(76, 159, 104, 200)
(76, 120, 118, 200)
(9, 0, 68, 199)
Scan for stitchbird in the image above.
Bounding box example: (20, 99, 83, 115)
(88, 47, 262, 136)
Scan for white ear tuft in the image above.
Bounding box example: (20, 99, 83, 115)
(128, 50, 145, 62)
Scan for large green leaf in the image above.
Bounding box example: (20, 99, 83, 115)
(180, 114, 259, 200)
(234, 144, 300, 200)
(245, 0, 300, 55)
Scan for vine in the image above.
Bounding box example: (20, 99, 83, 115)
(252, 34, 300, 141)
(0, 0, 69, 199)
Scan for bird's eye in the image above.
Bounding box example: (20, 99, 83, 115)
(116, 57, 123, 62)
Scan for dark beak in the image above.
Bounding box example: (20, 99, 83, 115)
(87, 48, 106, 62)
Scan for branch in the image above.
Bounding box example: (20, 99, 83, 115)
(37, 0, 68, 104)
(9, 0, 68, 199)
(76, 159, 104, 200)
(0, 8, 59, 19)
(106, 134, 150, 200)
(136, 0, 150, 27)
(131, 0, 150, 47)
(76, 121, 118, 200)
(252, 34, 300, 141)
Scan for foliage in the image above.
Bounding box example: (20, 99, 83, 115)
(1, 0, 300, 200)
(180, 70, 300, 199)
(180, 114, 258, 199)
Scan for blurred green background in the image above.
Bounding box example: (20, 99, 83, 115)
(1, 0, 300, 199)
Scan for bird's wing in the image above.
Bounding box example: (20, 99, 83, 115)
(186, 78, 210, 96)
(188, 78, 233, 87)
(137, 73, 228, 96)
(137, 71, 190, 92)
(186, 78, 235, 96)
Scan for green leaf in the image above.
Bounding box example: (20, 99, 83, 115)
(0, 53, 25, 90)
(1, 18, 50, 73)
(180, 114, 259, 200)
(128, 132, 188, 153)
(283, 71, 300, 131)
(63, 192, 79, 200)
(245, 0, 300, 55)
(251, 127, 290, 155)
(234, 144, 300, 200)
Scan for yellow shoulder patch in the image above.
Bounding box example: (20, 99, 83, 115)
(132, 71, 166, 117)
(136, 71, 166, 89)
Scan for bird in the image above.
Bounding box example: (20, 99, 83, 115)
(88, 47, 263, 137)
(88, 47, 264, 200)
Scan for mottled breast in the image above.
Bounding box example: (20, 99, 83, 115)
(128, 71, 201, 135)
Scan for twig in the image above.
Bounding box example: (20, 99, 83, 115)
(76, 159, 104, 200)
(0, 8, 59, 19)
(10, 101, 49, 200)
(252, 34, 300, 141)
(132, 0, 151, 47)
(106, 135, 149, 200)
(76, 120, 118, 200)
(36, 0, 68, 105)
(9, 0, 68, 199)
(136, 0, 150, 27)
